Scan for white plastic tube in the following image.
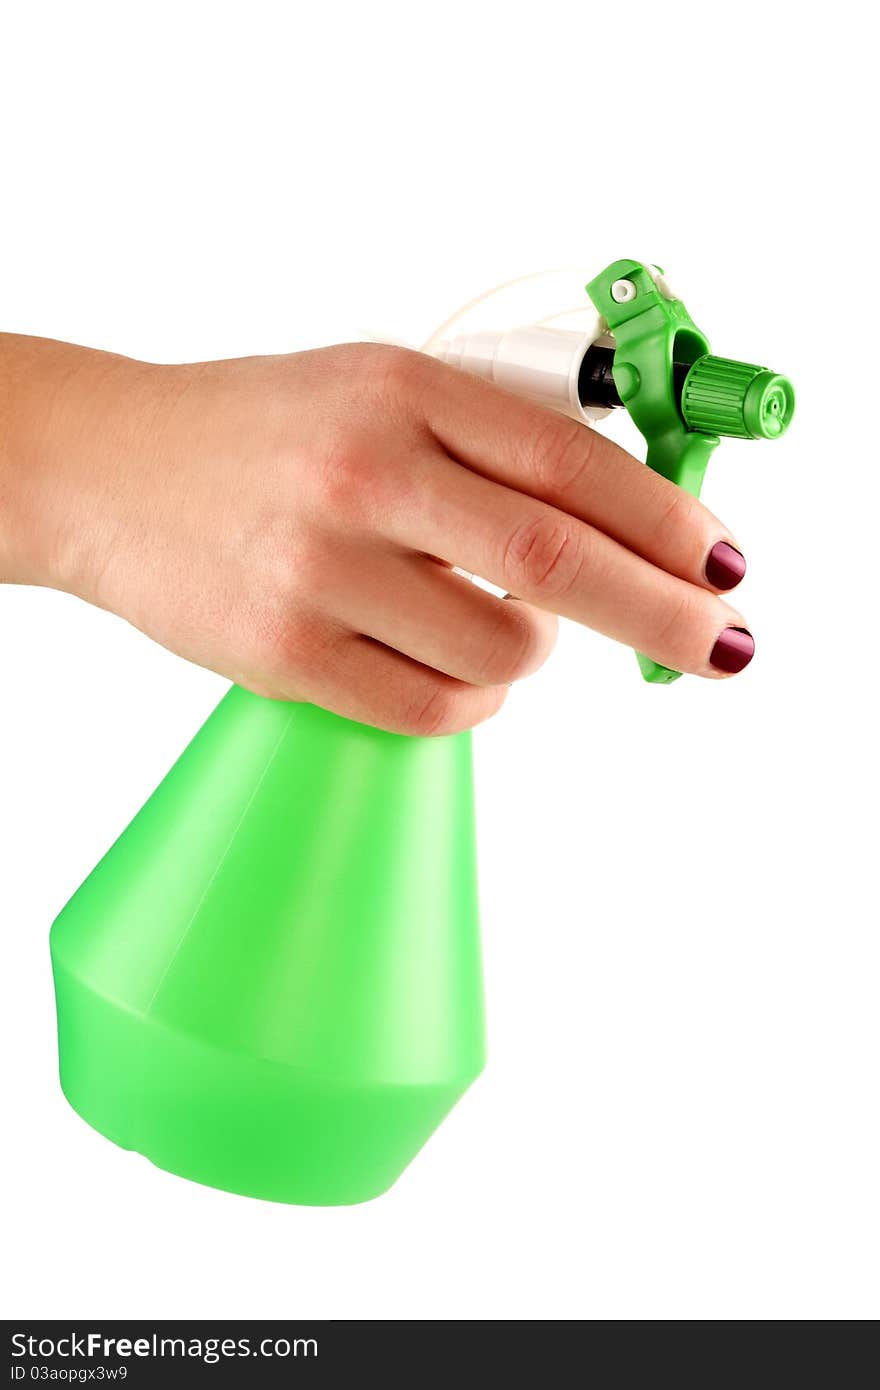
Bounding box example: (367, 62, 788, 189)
(430, 324, 613, 424)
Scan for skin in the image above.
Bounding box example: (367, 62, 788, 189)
(0, 335, 751, 734)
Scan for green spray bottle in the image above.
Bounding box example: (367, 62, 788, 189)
(49, 260, 794, 1204)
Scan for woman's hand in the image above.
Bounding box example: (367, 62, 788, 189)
(0, 337, 753, 734)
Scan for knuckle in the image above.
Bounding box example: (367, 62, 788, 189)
(399, 679, 461, 737)
(252, 606, 320, 682)
(316, 434, 384, 523)
(365, 344, 433, 412)
(502, 513, 586, 603)
(652, 484, 701, 550)
(475, 604, 550, 685)
(314, 355, 428, 523)
(279, 528, 335, 596)
(527, 416, 595, 498)
(650, 588, 707, 665)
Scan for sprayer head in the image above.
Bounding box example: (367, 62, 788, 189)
(585, 258, 795, 684)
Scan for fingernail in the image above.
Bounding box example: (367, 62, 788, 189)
(710, 627, 755, 674)
(705, 541, 746, 590)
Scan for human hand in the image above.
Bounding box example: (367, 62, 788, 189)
(0, 337, 753, 734)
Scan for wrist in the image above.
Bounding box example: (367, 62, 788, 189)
(0, 333, 51, 585)
(0, 333, 170, 596)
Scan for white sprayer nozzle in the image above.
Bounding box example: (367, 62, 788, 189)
(430, 324, 613, 425)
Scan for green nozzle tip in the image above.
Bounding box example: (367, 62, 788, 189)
(681, 355, 795, 441)
(743, 369, 795, 439)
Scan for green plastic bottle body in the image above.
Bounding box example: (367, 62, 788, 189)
(51, 688, 486, 1204)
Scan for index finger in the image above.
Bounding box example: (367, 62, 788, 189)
(414, 353, 745, 593)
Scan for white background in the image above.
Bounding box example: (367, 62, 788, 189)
(1, 0, 876, 1321)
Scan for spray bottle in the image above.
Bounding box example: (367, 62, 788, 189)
(49, 259, 794, 1204)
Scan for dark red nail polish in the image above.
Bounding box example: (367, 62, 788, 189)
(710, 627, 755, 674)
(706, 541, 746, 590)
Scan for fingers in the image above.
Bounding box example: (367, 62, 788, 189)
(253, 620, 509, 736)
(388, 452, 751, 679)
(415, 354, 745, 592)
(315, 546, 558, 687)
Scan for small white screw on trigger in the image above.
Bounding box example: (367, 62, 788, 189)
(611, 279, 637, 303)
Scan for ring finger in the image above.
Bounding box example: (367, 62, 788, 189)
(323, 544, 558, 687)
